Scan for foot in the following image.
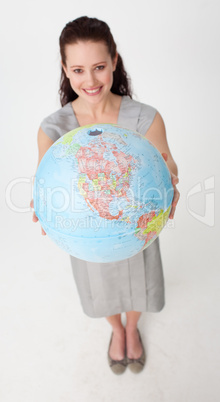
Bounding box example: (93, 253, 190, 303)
(126, 327, 143, 359)
(109, 328, 126, 361)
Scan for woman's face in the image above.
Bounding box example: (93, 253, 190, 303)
(62, 41, 118, 103)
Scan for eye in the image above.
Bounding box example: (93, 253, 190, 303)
(73, 69, 83, 74)
(95, 65, 105, 71)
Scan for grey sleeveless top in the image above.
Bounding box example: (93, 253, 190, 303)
(40, 95, 157, 140)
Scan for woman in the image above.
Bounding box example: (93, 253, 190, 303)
(31, 16, 180, 375)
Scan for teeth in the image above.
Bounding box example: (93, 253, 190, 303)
(85, 87, 101, 93)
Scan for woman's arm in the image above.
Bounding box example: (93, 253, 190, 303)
(37, 127, 55, 165)
(145, 111, 178, 176)
(145, 111, 180, 219)
(30, 127, 55, 235)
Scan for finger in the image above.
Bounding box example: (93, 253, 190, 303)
(169, 205, 175, 219)
(169, 198, 179, 220)
(172, 176, 179, 185)
(161, 152, 168, 161)
(169, 189, 180, 219)
(169, 207, 176, 219)
(30, 199, 34, 208)
(41, 227, 47, 236)
(173, 189, 180, 206)
(32, 211, 39, 222)
(170, 170, 178, 181)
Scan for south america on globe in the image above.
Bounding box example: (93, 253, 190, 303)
(33, 124, 174, 263)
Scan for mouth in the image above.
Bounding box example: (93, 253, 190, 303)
(83, 86, 103, 95)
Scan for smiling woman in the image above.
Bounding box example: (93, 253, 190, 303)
(31, 15, 179, 375)
(58, 17, 132, 107)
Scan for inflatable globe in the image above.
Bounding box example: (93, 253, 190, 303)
(33, 124, 174, 263)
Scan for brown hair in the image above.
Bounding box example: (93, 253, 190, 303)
(58, 16, 133, 106)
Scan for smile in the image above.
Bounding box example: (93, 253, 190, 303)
(83, 87, 102, 95)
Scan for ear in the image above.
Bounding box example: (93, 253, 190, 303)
(61, 61, 69, 78)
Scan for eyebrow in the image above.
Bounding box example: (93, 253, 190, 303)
(70, 61, 107, 68)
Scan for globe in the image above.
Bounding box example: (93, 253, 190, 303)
(33, 124, 174, 263)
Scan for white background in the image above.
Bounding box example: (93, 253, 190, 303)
(1, 0, 220, 401)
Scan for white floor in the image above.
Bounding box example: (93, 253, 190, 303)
(1, 206, 219, 402)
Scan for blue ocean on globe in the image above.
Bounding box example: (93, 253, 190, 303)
(33, 124, 174, 263)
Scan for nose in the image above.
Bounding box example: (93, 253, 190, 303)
(85, 70, 97, 88)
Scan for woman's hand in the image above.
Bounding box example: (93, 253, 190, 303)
(161, 153, 180, 220)
(30, 199, 47, 235)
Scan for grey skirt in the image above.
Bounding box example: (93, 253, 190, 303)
(69, 237, 165, 318)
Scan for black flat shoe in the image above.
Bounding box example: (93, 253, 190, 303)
(107, 332, 127, 375)
(126, 329, 146, 373)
